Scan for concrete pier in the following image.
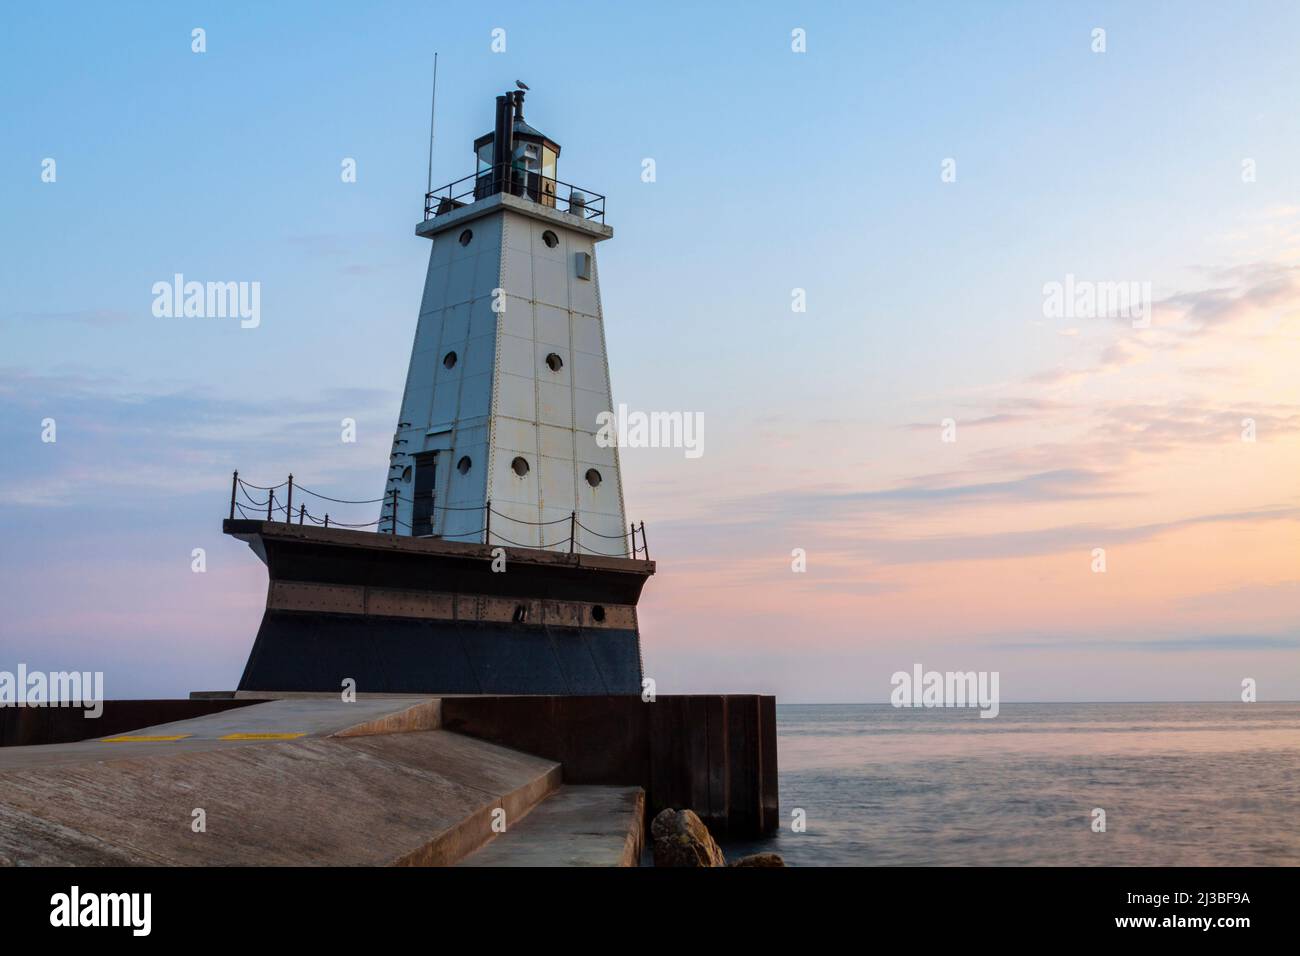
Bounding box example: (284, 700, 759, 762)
(0, 692, 775, 864)
(0, 698, 566, 866)
(457, 785, 645, 867)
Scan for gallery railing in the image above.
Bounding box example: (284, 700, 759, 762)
(227, 471, 647, 559)
(423, 162, 606, 224)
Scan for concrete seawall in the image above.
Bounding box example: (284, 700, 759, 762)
(0, 698, 570, 866)
(0, 691, 775, 864)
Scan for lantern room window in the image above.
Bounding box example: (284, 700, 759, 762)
(541, 147, 557, 207)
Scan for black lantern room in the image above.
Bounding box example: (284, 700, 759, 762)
(473, 89, 561, 206)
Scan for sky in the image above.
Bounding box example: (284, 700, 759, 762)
(1, 1, 1298, 701)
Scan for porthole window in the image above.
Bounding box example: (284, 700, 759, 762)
(512, 604, 529, 624)
(545, 352, 564, 372)
(585, 468, 602, 488)
(457, 456, 472, 475)
(542, 230, 559, 249)
(401, 466, 412, 483)
(511, 456, 530, 477)
(443, 351, 458, 369)
(591, 605, 606, 623)
(458, 229, 473, 246)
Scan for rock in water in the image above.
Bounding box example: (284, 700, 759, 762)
(730, 853, 786, 867)
(651, 808, 727, 867)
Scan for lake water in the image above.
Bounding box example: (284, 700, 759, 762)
(721, 702, 1300, 866)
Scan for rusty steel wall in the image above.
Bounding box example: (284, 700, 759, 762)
(439, 694, 779, 837)
(0, 699, 258, 748)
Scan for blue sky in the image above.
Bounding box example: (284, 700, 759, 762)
(2, 1, 1298, 700)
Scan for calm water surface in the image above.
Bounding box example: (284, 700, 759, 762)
(722, 703, 1300, 866)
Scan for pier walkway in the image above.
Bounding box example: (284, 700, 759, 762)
(0, 696, 642, 867)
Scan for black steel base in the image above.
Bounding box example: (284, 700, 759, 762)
(224, 520, 654, 696)
(239, 611, 643, 694)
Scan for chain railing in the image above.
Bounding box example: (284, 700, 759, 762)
(227, 471, 648, 559)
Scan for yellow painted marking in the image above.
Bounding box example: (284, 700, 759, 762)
(101, 734, 192, 743)
(218, 732, 308, 741)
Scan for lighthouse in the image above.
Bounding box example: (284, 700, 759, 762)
(225, 87, 652, 696)
(215, 85, 774, 829)
(379, 88, 628, 557)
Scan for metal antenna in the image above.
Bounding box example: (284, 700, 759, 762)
(425, 52, 439, 195)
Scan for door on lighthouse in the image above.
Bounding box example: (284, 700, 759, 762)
(411, 452, 437, 537)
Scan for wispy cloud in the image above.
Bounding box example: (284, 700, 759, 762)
(1, 309, 133, 328)
(0, 367, 399, 509)
(991, 632, 1300, 652)
(1158, 263, 1300, 334)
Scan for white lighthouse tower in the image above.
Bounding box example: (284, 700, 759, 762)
(380, 88, 628, 556)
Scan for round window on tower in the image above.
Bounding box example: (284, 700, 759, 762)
(542, 230, 559, 249)
(545, 352, 564, 373)
(401, 466, 412, 483)
(457, 456, 472, 475)
(585, 468, 602, 488)
(511, 456, 530, 477)
(443, 351, 458, 369)
(458, 229, 473, 246)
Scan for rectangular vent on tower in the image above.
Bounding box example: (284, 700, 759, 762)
(575, 251, 592, 280)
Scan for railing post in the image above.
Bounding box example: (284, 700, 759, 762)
(299, 504, 305, 525)
(285, 474, 293, 523)
(569, 511, 577, 554)
(390, 488, 399, 535)
(484, 500, 492, 546)
(229, 471, 238, 519)
(324, 513, 329, 529)
(267, 489, 274, 521)
(640, 521, 649, 561)
(629, 523, 636, 559)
